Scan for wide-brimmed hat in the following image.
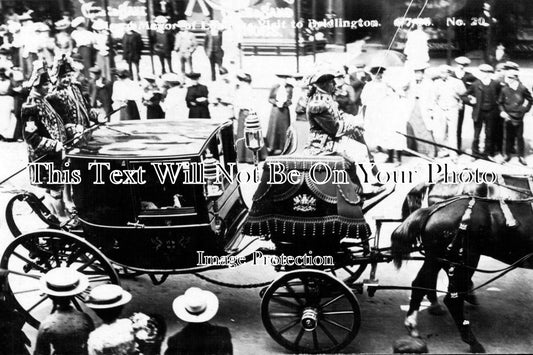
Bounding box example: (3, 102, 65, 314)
(454, 56, 471, 66)
(369, 66, 386, 75)
(412, 62, 429, 72)
(275, 72, 292, 79)
(71, 17, 86, 28)
(309, 71, 335, 85)
(236, 71, 252, 83)
(439, 64, 454, 74)
(172, 287, 219, 323)
(161, 72, 181, 84)
(85, 284, 132, 309)
(185, 72, 201, 80)
(142, 73, 156, 82)
(92, 19, 107, 31)
(19, 13, 33, 22)
(55, 19, 71, 30)
(41, 267, 89, 297)
(154, 16, 168, 25)
(35, 22, 50, 33)
(478, 64, 494, 73)
(504, 61, 519, 71)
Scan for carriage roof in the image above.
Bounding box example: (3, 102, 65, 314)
(66, 119, 232, 160)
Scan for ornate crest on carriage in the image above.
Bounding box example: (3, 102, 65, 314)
(293, 194, 317, 212)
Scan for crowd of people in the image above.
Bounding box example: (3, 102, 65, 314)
(18, 268, 231, 355)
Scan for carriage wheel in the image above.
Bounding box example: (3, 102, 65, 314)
(1, 230, 119, 328)
(261, 270, 361, 354)
(5, 192, 61, 237)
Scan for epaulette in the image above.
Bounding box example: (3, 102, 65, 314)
(307, 96, 329, 114)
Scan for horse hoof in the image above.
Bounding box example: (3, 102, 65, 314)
(427, 303, 447, 316)
(465, 293, 480, 306)
(393, 336, 428, 353)
(470, 342, 486, 353)
(404, 324, 420, 338)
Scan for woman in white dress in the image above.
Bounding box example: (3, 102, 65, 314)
(0, 67, 16, 141)
(361, 66, 406, 163)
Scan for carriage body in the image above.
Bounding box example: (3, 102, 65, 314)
(66, 119, 248, 272)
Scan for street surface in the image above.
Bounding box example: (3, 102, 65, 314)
(2, 51, 533, 354)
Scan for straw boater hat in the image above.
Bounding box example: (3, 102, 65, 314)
(172, 287, 219, 323)
(85, 284, 132, 309)
(92, 19, 107, 31)
(41, 268, 89, 297)
(478, 64, 494, 73)
(412, 62, 429, 72)
(55, 19, 71, 31)
(154, 16, 168, 25)
(454, 56, 471, 66)
(236, 71, 252, 83)
(35, 23, 50, 33)
(185, 72, 201, 80)
(161, 72, 181, 85)
(71, 17, 86, 28)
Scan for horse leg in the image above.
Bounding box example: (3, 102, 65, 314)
(443, 265, 486, 353)
(425, 264, 447, 316)
(405, 259, 440, 337)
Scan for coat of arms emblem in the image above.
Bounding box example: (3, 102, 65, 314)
(293, 194, 317, 212)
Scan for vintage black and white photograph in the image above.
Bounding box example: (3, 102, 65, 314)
(0, 0, 532, 354)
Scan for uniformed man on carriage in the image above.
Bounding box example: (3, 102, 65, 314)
(46, 54, 100, 144)
(304, 70, 384, 197)
(21, 60, 69, 220)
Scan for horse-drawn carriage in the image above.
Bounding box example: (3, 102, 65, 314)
(3, 119, 533, 353)
(2, 118, 399, 353)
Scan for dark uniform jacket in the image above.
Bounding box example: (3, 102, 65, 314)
(498, 82, 533, 120)
(34, 307, 94, 355)
(165, 323, 232, 355)
(47, 83, 96, 139)
(22, 92, 67, 187)
(154, 31, 174, 57)
(305, 88, 349, 155)
(186, 83, 210, 118)
(460, 79, 502, 122)
(89, 77, 113, 115)
(122, 31, 143, 63)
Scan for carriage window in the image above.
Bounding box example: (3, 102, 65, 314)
(133, 162, 196, 213)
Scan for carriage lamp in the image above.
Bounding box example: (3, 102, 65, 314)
(244, 111, 264, 151)
(244, 111, 264, 167)
(203, 153, 223, 199)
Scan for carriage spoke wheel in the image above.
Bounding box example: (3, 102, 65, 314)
(5, 193, 61, 237)
(261, 270, 360, 353)
(1, 230, 119, 328)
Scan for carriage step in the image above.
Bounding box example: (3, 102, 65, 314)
(364, 279, 380, 297)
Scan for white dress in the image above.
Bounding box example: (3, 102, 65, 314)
(0, 79, 15, 140)
(361, 80, 406, 150)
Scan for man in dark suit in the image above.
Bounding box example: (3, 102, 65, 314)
(460, 64, 502, 157)
(452, 56, 476, 150)
(88, 66, 113, 117)
(185, 72, 210, 118)
(165, 287, 232, 355)
(122, 21, 143, 81)
(498, 63, 533, 165)
(205, 21, 224, 81)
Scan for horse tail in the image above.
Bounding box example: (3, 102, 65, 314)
(391, 205, 434, 269)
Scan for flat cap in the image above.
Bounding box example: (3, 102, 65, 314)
(478, 64, 494, 73)
(454, 56, 471, 65)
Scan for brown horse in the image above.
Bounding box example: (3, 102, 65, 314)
(399, 175, 533, 314)
(391, 196, 533, 352)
